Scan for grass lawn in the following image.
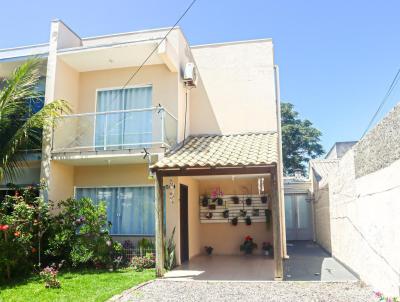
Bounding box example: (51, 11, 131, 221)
(0, 268, 155, 302)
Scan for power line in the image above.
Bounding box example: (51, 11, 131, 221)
(120, 0, 198, 91)
(361, 68, 400, 138)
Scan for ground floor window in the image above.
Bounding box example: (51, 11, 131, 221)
(75, 186, 155, 236)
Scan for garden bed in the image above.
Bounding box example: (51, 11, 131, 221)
(0, 268, 155, 302)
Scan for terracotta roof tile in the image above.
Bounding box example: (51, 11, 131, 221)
(152, 132, 278, 170)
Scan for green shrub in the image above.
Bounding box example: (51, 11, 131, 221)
(130, 254, 155, 272)
(46, 197, 122, 268)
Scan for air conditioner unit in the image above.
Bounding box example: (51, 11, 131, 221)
(183, 62, 197, 87)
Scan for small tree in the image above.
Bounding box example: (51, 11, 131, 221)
(281, 102, 324, 175)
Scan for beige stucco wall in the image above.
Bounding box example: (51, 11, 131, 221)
(74, 164, 153, 187)
(327, 150, 400, 296)
(312, 177, 332, 253)
(190, 40, 277, 135)
(48, 161, 74, 202)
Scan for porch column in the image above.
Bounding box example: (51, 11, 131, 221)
(271, 171, 283, 280)
(154, 173, 165, 277)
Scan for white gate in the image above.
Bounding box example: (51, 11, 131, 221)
(285, 194, 313, 240)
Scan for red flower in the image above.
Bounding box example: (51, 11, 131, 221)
(245, 235, 252, 241)
(0, 225, 9, 231)
(14, 231, 21, 237)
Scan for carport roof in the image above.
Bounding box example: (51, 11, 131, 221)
(151, 132, 278, 171)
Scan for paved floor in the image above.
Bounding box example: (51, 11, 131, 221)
(111, 280, 374, 302)
(284, 241, 358, 281)
(164, 255, 275, 281)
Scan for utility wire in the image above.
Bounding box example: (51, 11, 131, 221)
(361, 68, 400, 138)
(119, 0, 198, 91)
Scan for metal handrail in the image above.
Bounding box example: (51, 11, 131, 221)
(57, 106, 177, 121)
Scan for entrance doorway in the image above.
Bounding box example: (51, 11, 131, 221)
(285, 194, 313, 240)
(180, 184, 189, 263)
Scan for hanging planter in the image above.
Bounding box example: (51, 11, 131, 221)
(245, 197, 252, 206)
(240, 209, 247, 217)
(252, 209, 259, 217)
(208, 204, 216, 210)
(231, 196, 240, 204)
(202, 196, 209, 207)
(261, 195, 268, 204)
(231, 217, 238, 226)
(222, 210, 229, 218)
(217, 198, 224, 206)
(245, 216, 252, 225)
(265, 209, 272, 229)
(205, 212, 213, 219)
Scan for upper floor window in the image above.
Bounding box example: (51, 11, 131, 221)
(95, 86, 153, 150)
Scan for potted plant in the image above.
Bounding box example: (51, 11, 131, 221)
(231, 217, 238, 226)
(240, 209, 247, 217)
(222, 210, 229, 218)
(201, 196, 209, 207)
(261, 195, 268, 204)
(245, 197, 252, 206)
(262, 242, 273, 257)
(231, 196, 240, 204)
(252, 209, 259, 216)
(205, 246, 213, 255)
(240, 235, 257, 255)
(208, 203, 216, 210)
(265, 209, 272, 229)
(211, 188, 224, 206)
(245, 216, 252, 225)
(205, 212, 213, 219)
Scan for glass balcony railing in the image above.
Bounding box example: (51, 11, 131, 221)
(52, 107, 177, 153)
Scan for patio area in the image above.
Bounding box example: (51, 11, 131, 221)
(164, 255, 274, 281)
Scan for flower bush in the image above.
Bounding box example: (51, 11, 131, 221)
(0, 184, 49, 279)
(46, 197, 122, 267)
(40, 262, 64, 288)
(130, 254, 155, 272)
(0, 184, 122, 280)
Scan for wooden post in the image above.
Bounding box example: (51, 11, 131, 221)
(271, 171, 283, 280)
(154, 173, 165, 277)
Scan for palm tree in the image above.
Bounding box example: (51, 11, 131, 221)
(0, 58, 70, 182)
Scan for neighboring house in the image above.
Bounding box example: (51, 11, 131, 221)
(3, 20, 286, 279)
(325, 141, 357, 160)
(0, 44, 48, 196)
(310, 104, 400, 296)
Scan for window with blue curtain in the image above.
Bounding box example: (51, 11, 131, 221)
(95, 86, 152, 150)
(75, 186, 155, 236)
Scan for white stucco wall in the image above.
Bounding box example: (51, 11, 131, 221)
(328, 150, 400, 296)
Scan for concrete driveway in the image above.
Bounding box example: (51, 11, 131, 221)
(284, 241, 358, 281)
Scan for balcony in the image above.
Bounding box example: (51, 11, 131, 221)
(52, 107, 177, 155)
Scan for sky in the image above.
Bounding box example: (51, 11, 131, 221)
(1, 0, 399, 153)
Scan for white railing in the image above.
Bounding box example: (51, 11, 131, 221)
(52, 106, 177, 153)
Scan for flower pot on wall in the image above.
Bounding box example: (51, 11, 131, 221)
(205, 212, 213, 219)
(202, 197, 209, 207)
(231, 196, 240, 204)
(261, 195, 268, 204)
(217, 198, 223, 206)
(245, 198, 252, 206)
(208, 204, 216, 210)
(240, 209, 247, 217)
(252, 209, 259, 216)
(223, 210, 229, 218)
(231, 217, 238, 226)
(245, 216, 252, 225)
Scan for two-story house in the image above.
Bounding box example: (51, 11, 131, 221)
(3, 19, 285, 280)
